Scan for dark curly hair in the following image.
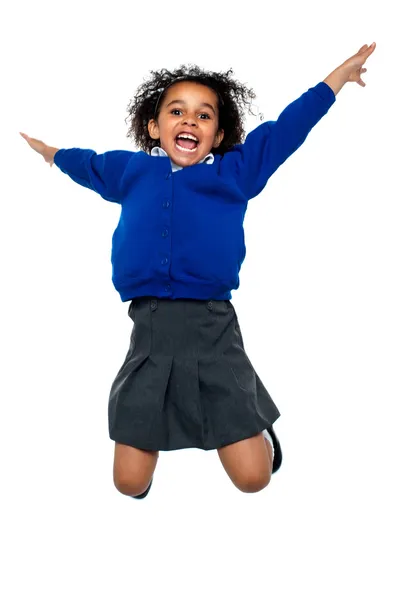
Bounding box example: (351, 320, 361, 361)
(125, 64, 260, 156)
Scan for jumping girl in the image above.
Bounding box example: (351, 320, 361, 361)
(21, 42, 376, 499)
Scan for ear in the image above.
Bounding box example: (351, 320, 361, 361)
(213, 129, 224, 148)
(148, 118, 160, 140)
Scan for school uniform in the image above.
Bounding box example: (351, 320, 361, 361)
(54, 81, 336, 456)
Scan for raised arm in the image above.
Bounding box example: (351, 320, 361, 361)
(234, 42, 376, 200)
(20, 133, 134, 203)
(234, 82, 336, 199)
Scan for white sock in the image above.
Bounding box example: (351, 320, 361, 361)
(263, 429, 275, 461)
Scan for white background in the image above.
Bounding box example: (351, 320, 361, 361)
(1, 1, 397, 598)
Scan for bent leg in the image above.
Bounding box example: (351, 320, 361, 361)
(113, 442, 159, 497)
(217, 432, 273, 493)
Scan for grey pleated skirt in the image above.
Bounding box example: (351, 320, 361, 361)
(108, 297, 280, 451)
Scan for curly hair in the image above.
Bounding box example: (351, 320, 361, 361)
(125, 64, 259, 156)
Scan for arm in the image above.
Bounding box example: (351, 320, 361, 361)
(53, 148, 134, 203)
(234, 42, 376, 200)
(20, 133, 134, 203)
(234, 81, 336, 200)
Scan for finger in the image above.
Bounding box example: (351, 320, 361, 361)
(364, 42, 376, 54)
(358, 42, 375, 57)
(22, 135, 42, 147)
(20, 132, 37, 144)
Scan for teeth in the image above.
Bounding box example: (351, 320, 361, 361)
(177, 134, 198, 142)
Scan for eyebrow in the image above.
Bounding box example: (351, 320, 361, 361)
(165, 99, 216, 115)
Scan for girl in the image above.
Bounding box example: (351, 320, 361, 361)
(21, 42, 376, 500)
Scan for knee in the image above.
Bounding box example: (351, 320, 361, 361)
(113, 473, 151, 497)
(236, 470, 271, 494)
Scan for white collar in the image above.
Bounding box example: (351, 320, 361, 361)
(150, 146, 214, 166)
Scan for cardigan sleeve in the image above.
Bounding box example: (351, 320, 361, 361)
(233, 81, 336, 200)
(54, 148, 136, 203)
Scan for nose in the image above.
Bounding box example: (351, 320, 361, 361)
(182, 113, 198, 126)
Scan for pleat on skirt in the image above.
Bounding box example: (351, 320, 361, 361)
(108, 297, 280, 451)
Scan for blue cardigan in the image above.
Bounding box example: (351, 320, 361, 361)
(54, 81, 336, 302)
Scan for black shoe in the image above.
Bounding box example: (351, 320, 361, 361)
(132, 479, 153, 500)
(267, 425, 282, 474)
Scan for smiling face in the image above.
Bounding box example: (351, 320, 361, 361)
(148, 81, 224, 167)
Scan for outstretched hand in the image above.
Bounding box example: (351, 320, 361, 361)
(341, 42, 376, 87)
(20, 132, 58, 167)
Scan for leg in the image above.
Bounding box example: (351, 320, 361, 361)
(113, 442, 159, 497)
(217, 432, 273, 493)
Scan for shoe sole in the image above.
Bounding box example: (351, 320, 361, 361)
(268, 426, 282, 474)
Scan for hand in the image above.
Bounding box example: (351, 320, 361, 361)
(20, 132, 58, 167)
(340, 42, 376, 87)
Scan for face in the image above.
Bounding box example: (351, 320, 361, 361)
(148, 81, 224, 167)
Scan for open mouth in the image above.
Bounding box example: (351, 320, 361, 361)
(175, 135, 199, 154)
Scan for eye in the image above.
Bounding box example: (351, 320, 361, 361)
(170, 109, 211, 119)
